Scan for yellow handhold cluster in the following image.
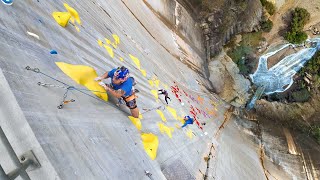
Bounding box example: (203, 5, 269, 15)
(99, 34, 121, 59)
(55, 62, 108, 101)
(141, 133, 159, 160)
(158, 123, 174, 138)
(128, 116, 142, 131)
(156, 110, 166, 122)
(52, 3, 81, 29)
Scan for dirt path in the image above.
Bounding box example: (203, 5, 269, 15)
(263, 0, 320, 46)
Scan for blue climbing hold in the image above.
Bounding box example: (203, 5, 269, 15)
(1, 0, 13, 5)
(50, 50, 58, 54)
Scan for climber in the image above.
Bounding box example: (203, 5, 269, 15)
(1, 0, 13, 5)
(158, 89, 171, 104)
(95, 66, 140, 118)
(181, 115, 194, 128)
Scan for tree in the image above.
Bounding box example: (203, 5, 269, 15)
(261, 19, 273, 32)
(284, 7, 310, 44)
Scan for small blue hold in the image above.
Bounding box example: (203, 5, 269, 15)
(50, 50, 58, 54)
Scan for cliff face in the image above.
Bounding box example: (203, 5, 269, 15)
(208, 51, 251, 107)
(200, 0, 263, 57)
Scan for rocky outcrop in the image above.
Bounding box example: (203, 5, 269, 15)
(255, 93, 320, 127)
(208, 51, 251, 107)
(200, 0, 263, 57)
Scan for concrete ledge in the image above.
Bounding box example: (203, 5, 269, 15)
(0, 68, 60, 179)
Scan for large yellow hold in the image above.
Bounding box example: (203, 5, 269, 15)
(52, 12, 71, 27)
(55, 62, 108, 101)
(158, 123, 174, 138)
(141, 133, 159, 160)
(128, 116, 142, 131)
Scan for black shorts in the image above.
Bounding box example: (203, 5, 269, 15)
(125, 98, 137, 109)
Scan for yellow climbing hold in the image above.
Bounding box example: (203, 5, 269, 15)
(112, 34, 120, 45)
(158, 123, 174, 138)
(166, 106, 178, 120)
(105, 38, 111, 45)
(148, 80, 154, 87)
(119, 57, 124, 62)
(55, 62, 108, 101)
(140, 69, 147, 77)
(128, 116, 142, 131)
(111, 42, 117, 49)
(103, 44, 114, 58)
(141, 133, 159, 160)
(177, 116, 185, 124)
(150, 90, 158, 99)
(156, 110, 166, 122)
(52, 12, 71, 27)
(97, 39, 103, 47)
(75, 26, 80, 32)
(154, 79, 160, 88)
(129, 54, 141, 69)
(186, 129, 193, 139)
(64, 3, 81, 25)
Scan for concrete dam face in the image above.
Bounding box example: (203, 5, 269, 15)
(0, 0, 319, 179)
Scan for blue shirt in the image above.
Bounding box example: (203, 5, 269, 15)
(108, 68, 133, 97)
(182, 116, 194, 128)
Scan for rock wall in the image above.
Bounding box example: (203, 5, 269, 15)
(144, 0, 204, 54)
(208, 51, 251, 107)
(256, 93, 320, 127)
(200, 0, 263, 57)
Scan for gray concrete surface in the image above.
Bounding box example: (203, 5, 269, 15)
(0, 0, 270, 179)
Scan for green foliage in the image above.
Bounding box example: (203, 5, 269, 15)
(311, 126, 320, 143)
(227, 45, 252, 63)
(299, 51, 320, 86)
(260, 19, 273, 32)
(237, 58, 250, 74)
(284, 7, 310, 44)
(260, 0, 276, 15)
(291, 88, 310, 102)
(285, 31, 308, 44)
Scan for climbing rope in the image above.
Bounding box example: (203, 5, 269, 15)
(26, 66, 164, 114)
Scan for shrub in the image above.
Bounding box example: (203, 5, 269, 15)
(261, 19, 273, 32)
(291, 88, 310, 102)
(311, 126, 320, 143)
(284, 7, 310, 44)
(260, 0, 276, 15)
